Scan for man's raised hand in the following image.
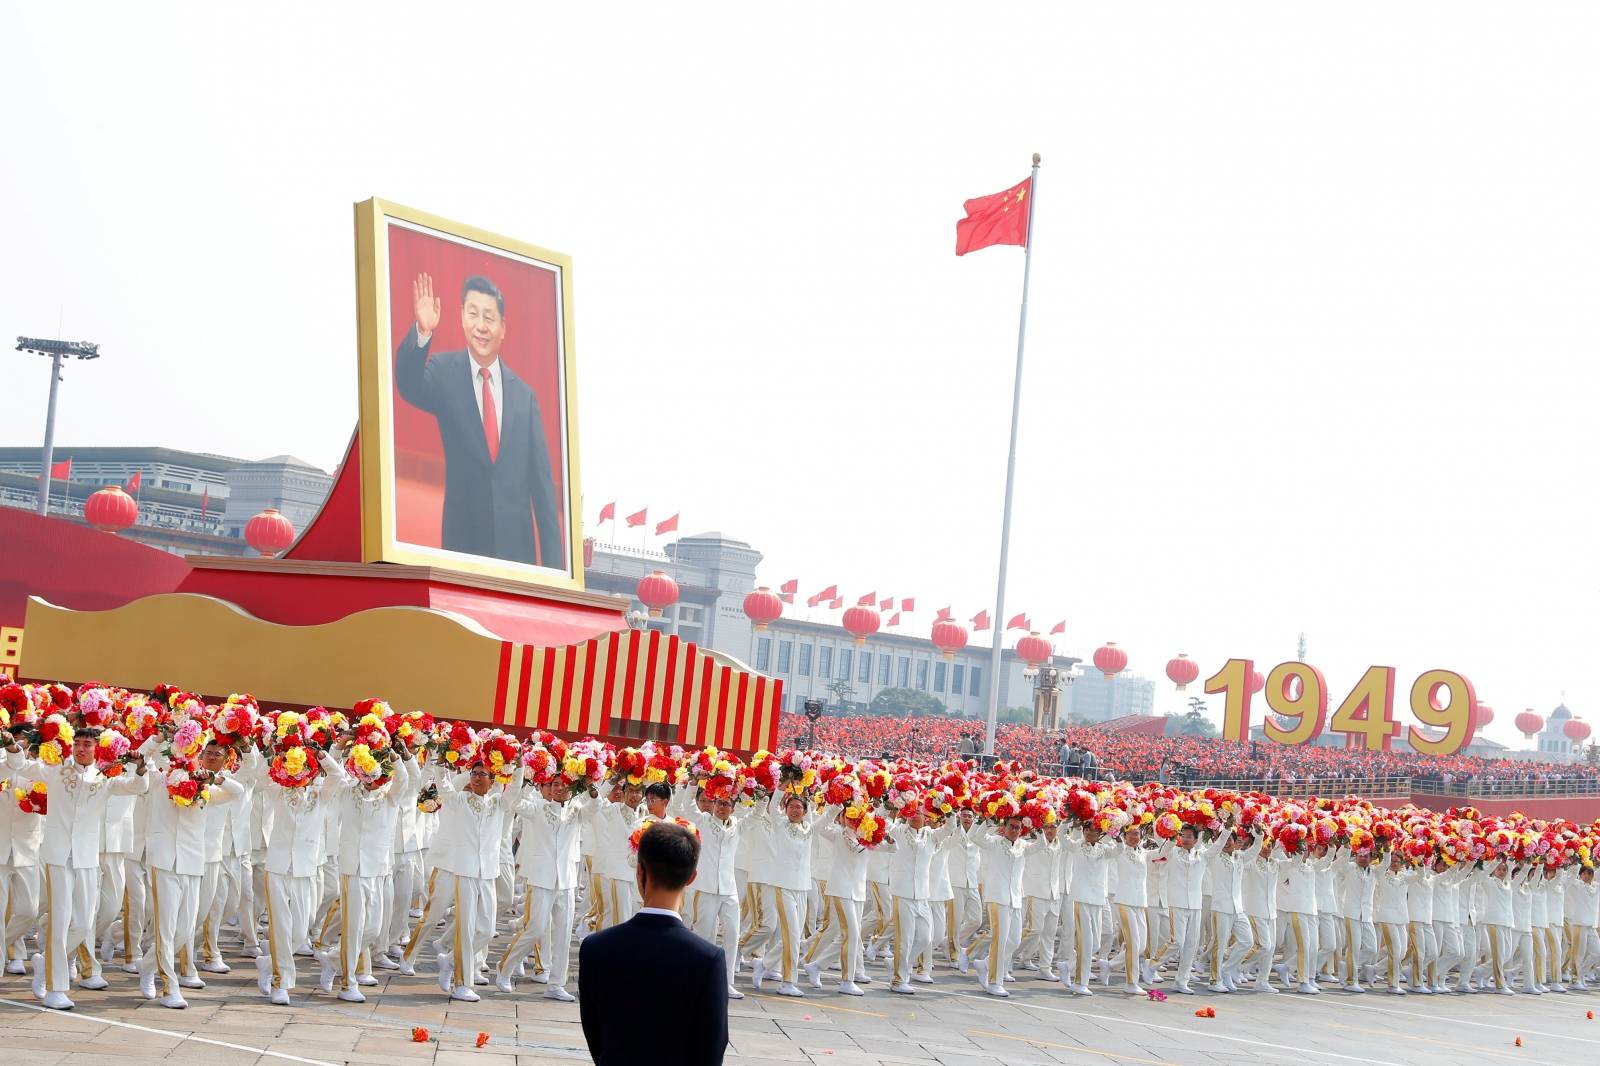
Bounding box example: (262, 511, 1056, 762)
(413, 272, 442, 337)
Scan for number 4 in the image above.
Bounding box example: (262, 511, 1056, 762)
(1327, 666, 1398, 751)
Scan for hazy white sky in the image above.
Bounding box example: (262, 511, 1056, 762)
(3, 4, 1596, 746)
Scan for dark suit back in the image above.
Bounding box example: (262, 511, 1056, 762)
(578, 912, 727, 1066)
(394, 326, 565, 568)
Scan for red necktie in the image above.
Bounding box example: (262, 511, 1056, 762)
(479, 367, 499, 463)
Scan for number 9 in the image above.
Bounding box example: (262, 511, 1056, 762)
(1407, 670, 1477, 756)
(1261, 662, 1327, 745)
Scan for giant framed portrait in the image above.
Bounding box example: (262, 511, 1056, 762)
(354, 199, 583, 589)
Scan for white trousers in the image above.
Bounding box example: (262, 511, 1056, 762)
(740, 881, 779, 960)
(140, 866, 200, 998)
(40, 864, 98, 993)
(759, 886, 806, 986)
(1064, 901, 1108, 987)
(800, 895, 859, 985)
(499, 884, 575, 989)
(889, 896, 932, 986)
(1278, 911, 1318, 985)
(1208, 910, 1253, 985)
(974, 901, 1020, 989)
(952, 886, 983, 957)
(192, 860, 224, 972)
(327, 873, 391, 990)
(1110, 902, 1147, 985)
(441, 873, 495, 992)
(693, 890, 742, 987)
(388, 850, 423, 949)
(1018, 895, 1060, 974)
(263, 870, 318, 991)
(1170, 906, 1201, 987)
(1339, 917, 1376, 985)
(2, 863, 41, 962)
(93, 851, 128, 967)
(1376, 921, 1408, 989)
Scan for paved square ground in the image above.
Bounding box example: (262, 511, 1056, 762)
(4, 950, 1600, 1066)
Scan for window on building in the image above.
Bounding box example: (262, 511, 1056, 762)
(934, 662, 946, 693)
(969, 666, 982, 697)
(779, 692, 789, 711)
(859, 651, 873, 683)
(878, 655, 891, 685)
(797, 644, 813, 677)
(755, 637, 771, 672)
(952, 663, 965, 694)
(678, 604, 704, 624)
(897, 657, 910, 687)
(916, 660, 929, 691)
(818, 645, 833, 679)
(837, 647, 851, 679)
(778, 641, 792, 673)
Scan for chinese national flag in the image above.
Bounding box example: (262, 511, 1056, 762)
(888, 612, 901, 628)
(935, 607, 951, 622)
(857, 592, 876, 607)
(598, 501, 616, 523)
(955, 177, 1032, 256)
(49, 458, 71, 480)
(780, 579, 799, 595)
(879, 597, 894, 612)
(1005, 612, 1030, 631)
(972, 610, 990, 631)
(200, 486, 209, 519)
(625, 508, 648, 528)
(655, 513, 679, 536)
(900, 597, 915, 613)
(126, 470, 142, 493)
(816, 584, 838, 601)
(829, 598, 843, 610)
(1050, 619, 1067, 635)
(806, 593, 821, 608)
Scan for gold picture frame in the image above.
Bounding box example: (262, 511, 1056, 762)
(353, 198, 584, 591)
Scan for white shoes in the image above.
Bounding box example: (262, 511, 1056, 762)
(140, 971, 157, 1000)
(451, 985, 481, 1002)
(531, 970, 550, 984)
(337, 988, 367, 1003)
(889, 981, 915, 994)
(177, 975, 205, 990)
(270, 988, 291, 1006)
(1172, 982, 1195, 995)
(31, 953, 46, 1000)
(1068, 983, 1094, 997)
(1297, 982, 1320, 995)
(318, 955, 336, 994)
(373, 953, 400, 971)
(804, 962, 823, 989)
(156, 992, 187, 1010)
(727, 986, 745, 1000)
(1124, 983, 1146, 995)
(436, 953, 454, 993)
(1209, 982, 1231, 994)
(775, 982, 804, 998)
(495, 975, 515, 994)
(41, 990, 74, 1011)
(912, 973, 933, 985)
(78, 975, 109, 991)
(839, 980, 864, 996)
(982, 981, 1010, 997)
(1345, 983, 1366, 994)
(201, 959, 230, 974)
(543, 986, 576, 1002)
(751, 959, 768, 991)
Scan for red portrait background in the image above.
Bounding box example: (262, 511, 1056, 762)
(385, 222, 568, 568)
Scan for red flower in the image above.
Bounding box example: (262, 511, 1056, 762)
(411, 1026, 430, 1042)
(475, 1032, 490, 1048)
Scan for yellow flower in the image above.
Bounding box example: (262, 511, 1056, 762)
(40, 742, 62, 766)
(445, 750, 459, 763)
(276, 712, 302, 738)
(353, 745, 379, 776)
(844, 805, 862, 820)
(30, 782, 46, 795)
(859, 815, 878, 835)
(284, 747, 307, 775)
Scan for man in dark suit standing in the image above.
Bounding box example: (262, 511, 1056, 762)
(579, 821, 727, 1066)
(395, 272, 564, 568)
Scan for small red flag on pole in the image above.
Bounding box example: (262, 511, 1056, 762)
(200, 486, 209, 520)
(1006, 612, 1030, 631)
(1049, 619, 1067, 635)
(879, 597, 894, 612)
(887, 612, 901, 628)
(625, 508, 648, 528)
(935, 607, 951, 622)
(49, 458, 71, 480)
(125, 470, 142, 494)
(900, 597, 916, 613)
(955, 177, 1033, 256)
(655, 513, 679, 536)
(816, 584, 838, 601)
(828, 598, 843, 610)
(857, 592, 876, 607)
(598, 501, 616, 523)
(972, 610, 990, 631)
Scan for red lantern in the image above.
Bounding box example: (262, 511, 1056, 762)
(1015, 632, 1052, 674)
(84, 485, 137, 532)
(1473, 702, 1494, 729)
(742, 586, 783, 631)
(244, 508, 295, 556)
(1248, 668, 1265, 695)
(1514, 711, 1544, 739)
(1091, 642, 1127, 680)
(1564, 719, 1591, 744)
(637, 570, 679, 618)
(930, 618, 968, 661)
(841, 605, 880, 646)
(1165, 654, 1199, 691)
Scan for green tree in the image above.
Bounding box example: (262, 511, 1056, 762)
(824, 679, 856, 711)
(995, 705, 1034, 726)
(870, 687, 947, 718)
(1164, 709, 1218, 739)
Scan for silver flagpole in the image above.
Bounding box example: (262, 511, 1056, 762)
(983, 152, 1041, 758)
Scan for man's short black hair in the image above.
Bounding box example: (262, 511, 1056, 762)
(643, 782, 672, 803)
(637, 821, 699, 890)
(461, 275, 504, 316)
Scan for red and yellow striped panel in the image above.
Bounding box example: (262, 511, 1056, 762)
(490, 628, 781, 754)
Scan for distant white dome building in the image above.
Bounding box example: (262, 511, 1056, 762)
(1534, 702, 1583, 762)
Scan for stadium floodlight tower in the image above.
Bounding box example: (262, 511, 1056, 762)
(15, 336, 101, 516)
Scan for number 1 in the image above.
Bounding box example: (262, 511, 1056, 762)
(1205, 658, 1254, 743)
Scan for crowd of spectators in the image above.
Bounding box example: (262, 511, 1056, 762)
(776, 713, 1600, 796)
